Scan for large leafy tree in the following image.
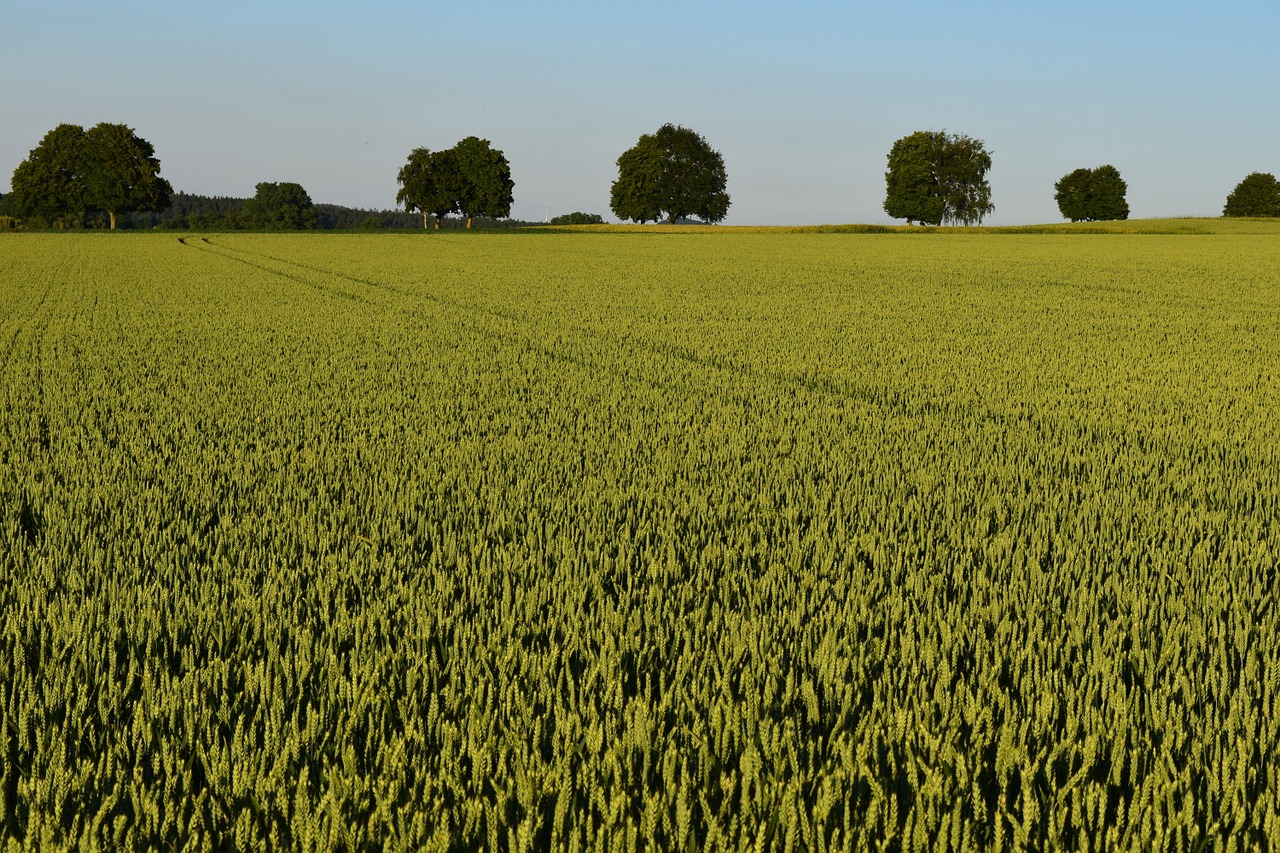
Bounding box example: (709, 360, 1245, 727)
(1054, 165, 1129, 222)
(10, 123, 172, 229)
(1086, 165, 1129, 221)
(1223, 172, 1280, 217)
(1053, 168, 1093, 222)
(396, 147, 463, 229)
(452, 137, 514, 228)
(82, 123, 173, 230)
(883, 132, 945, 226)
(884, 130, 993, 226)
(397, 138, 513, 229)
(611, 124, 730, 224)
(240, 182, 319, 230)
(9, 123, 89, 229)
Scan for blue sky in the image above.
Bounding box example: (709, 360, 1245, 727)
(3, 1, 1277, 225)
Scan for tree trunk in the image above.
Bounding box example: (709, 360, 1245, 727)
(423, 211, 429, 230)
(466, 217, 473, 229)
(108, 211, 117, 230)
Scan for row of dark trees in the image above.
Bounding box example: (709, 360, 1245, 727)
(7, 121, 1280, 230)
(392, 125, 732, 228)
(0, 183, 526, 232)
(3, 125, 528, 231)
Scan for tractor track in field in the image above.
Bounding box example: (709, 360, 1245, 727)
(0, 275, 61, 509)
(177, 237, 785, 401)
(175, 236, 991, 422)
(177, 236, 384, 308)
(186, 236, 528, 323)
(172, 237, 1104, 450)
(0, 278, 56, 382)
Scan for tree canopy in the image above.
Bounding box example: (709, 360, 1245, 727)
(9, 124, 90, 229)
(397, 148, 462, 229)
(397, 138, 513, 229)
(9, 123, 170, 229)
(1223, 172, 1280, 217)
(884, 131, 993, 226)
(1054, 165, 1130, 222)
(240, 182, 319, 230)
(610, 124, 730, 224)
(453, 137, 515, 227)
(82, 123, 172, 230)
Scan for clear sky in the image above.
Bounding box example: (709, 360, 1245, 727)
(3, 1, 1277, 225)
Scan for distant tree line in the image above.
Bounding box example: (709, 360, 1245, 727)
(547, 212, 606, 226)
(6, 121, 1280, 230)
(0, 191, 16, 231)
(5, 178, 536, 232)
(90, 188, 436, 231)
(154, 195, 534, 231)
(144, 189, 532, 231)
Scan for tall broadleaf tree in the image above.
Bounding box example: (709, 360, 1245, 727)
(9, 124, 89, 229)
(884, 130, 993, 226)
(610, 138, 668, 224)
(398, 139, 513, 229)
(452, 136, 515, 228)
(396, 147, 463, 229)
(611, 124, 730, 224)
(81, 123, 172, 230)
(883, 131, 945, 226)
(937, 134, 994, 225)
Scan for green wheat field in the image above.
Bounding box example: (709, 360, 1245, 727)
(2, 222, 1278, 850)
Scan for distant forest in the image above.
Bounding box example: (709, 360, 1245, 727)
(0, 190, 541, 231)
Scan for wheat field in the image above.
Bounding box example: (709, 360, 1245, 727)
(2, 224, 1278, 849)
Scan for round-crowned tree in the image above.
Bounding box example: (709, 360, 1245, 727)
(240, 182, 318, 230)
(884, 130, 993, 226)
(1223, 172, 1280, 217)
(397, 147, 463, 229)
(452, 137, 515, 228)
(9, 124, 88, 229)
(82, 123, 173, 230)
(1054, 165, 1129, 222)
(611, 124, 730, 224)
